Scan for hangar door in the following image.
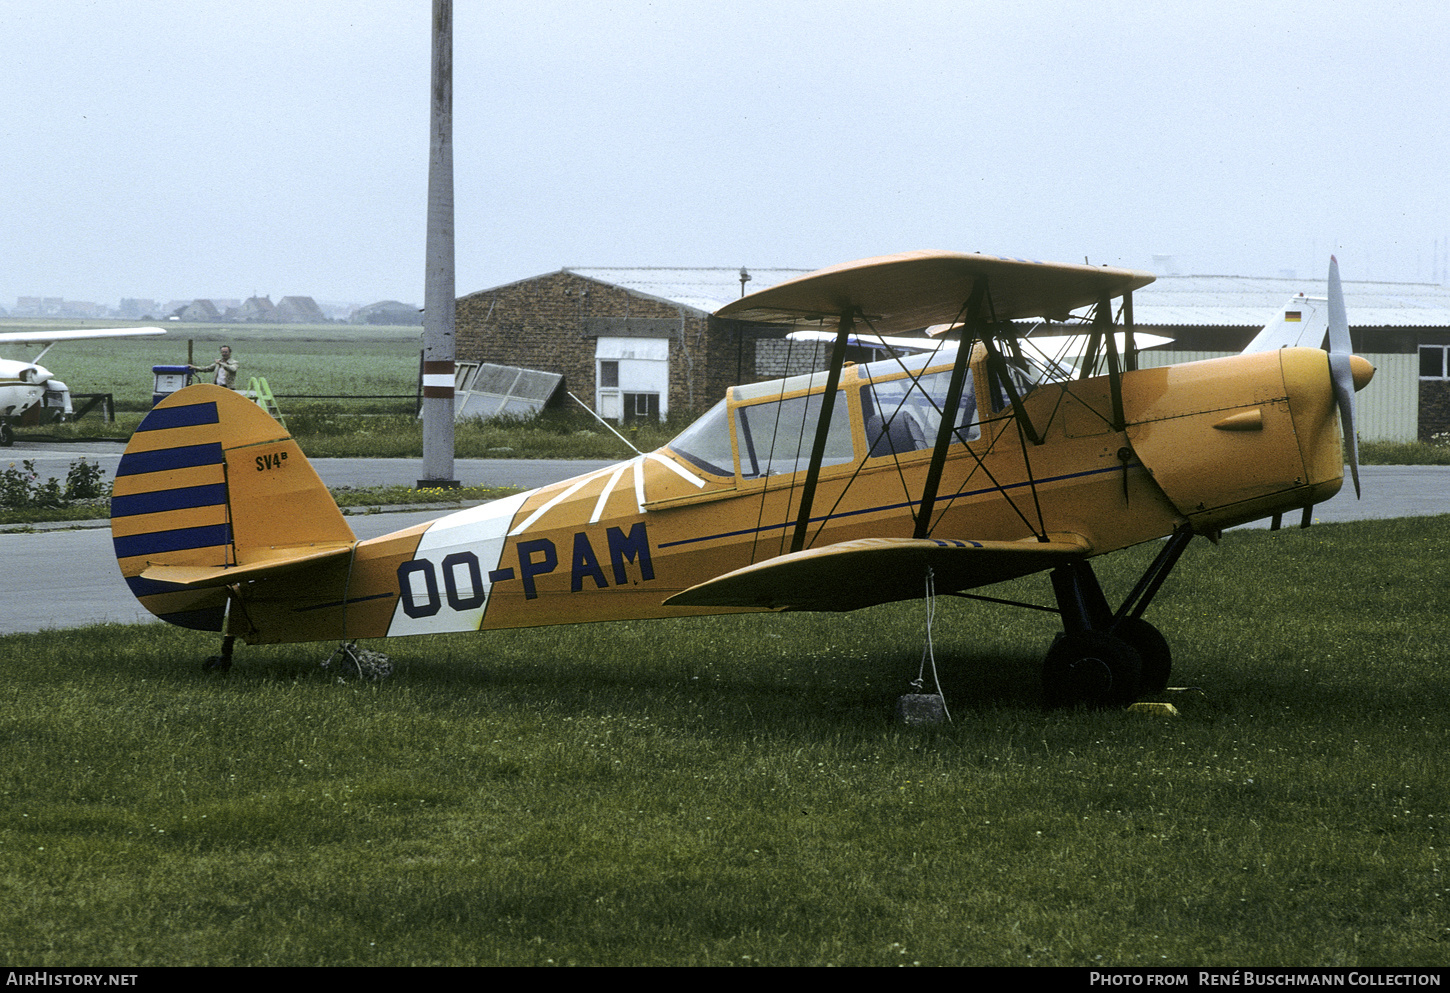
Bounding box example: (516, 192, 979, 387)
(596, 336, 669, 422)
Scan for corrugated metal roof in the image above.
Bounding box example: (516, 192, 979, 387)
(1132, 274, 1450, 327)
(565, 266, 813, 315)
(557, 266, 1450, 328)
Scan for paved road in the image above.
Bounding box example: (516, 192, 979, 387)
(5, 438, 613, 492)
(2, 437, 1446, 635)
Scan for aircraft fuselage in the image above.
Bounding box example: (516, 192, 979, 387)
(213, 344, 1346, 645)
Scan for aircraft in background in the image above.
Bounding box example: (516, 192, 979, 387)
(108, 252, 1372, 708)
(785, 325, 1175, 379)
(0, 327, 165, 445)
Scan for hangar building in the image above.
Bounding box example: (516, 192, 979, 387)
(454, 267, 814, 423)
(454, 265, 1450, 442)
(1131, 274, 1450, 442)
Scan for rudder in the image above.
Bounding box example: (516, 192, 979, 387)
(111, 384, 355, 630)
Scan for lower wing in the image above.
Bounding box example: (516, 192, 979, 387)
(664, 535, 1091, 612)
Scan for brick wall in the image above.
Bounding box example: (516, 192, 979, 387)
(456, 272, 789, 418)
(1418, 380, 1450, 441)
(754, 338, 833, 378)
(454, 272, 690, 414)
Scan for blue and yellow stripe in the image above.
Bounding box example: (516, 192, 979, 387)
(110, 398, 233, 630)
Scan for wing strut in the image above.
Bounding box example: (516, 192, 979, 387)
(789, 307, 856, 553)
(979, 336, 1042, 445)
(1099, 294, 1127, 431)
(1122, 291, 1138, 372)
(1078, 294, 1128, 430)
(914, 278, 987, 540)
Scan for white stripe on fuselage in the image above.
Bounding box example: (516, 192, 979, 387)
(385, 490, 530, 636)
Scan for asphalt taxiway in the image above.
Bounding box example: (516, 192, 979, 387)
(2, 438, 1446, 635)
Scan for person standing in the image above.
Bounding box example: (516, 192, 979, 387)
(193, 345, 239, 389)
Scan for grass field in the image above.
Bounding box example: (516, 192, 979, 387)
(2, 517, 1447, 966)
(0, 318, 422, 412)
(4, 318, 691, 458)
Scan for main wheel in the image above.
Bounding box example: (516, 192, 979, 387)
(1114, 617, 1171, 694)
(0, 423, 12, 447)
(1042, 631, 1143, 709)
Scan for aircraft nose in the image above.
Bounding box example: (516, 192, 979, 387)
(1350, 355, 1374, 392)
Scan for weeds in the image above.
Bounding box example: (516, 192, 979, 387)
(1361, 437, 1450, 465)
(0, 458, 109, 509)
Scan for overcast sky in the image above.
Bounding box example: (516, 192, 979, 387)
(4, 0, 1448, 309)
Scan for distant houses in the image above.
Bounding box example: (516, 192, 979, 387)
(177, 299, 221, 322)
(155, 295, 416, 324)
(349, 300, 422, 325)
(12, 294, 419, 324)
(13, 296, 107, 319)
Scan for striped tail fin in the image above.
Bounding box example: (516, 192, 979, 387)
(111, 384, 355, 631)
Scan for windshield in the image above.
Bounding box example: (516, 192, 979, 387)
(666, 397, 733, 476)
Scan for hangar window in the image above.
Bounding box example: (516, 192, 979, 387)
(1419, 346, 1449, 380)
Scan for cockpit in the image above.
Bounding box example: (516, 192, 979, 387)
(665, 343, 1048, 482)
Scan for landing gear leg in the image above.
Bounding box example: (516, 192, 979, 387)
(1044, 563, 1141, 707)
(1041, 529, 1195, 707)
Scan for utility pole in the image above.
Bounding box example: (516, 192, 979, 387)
(419, 0, 458, 489)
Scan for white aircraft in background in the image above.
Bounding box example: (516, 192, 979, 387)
(0, 327, 165, 445)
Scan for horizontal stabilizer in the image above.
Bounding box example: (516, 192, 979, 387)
(140, 543, 354, 590)
(664, 535, 1091, 612)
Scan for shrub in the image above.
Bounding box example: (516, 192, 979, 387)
(0, 458, 108, 508)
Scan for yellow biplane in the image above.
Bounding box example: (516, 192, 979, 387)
(109, 251, 1373, 707)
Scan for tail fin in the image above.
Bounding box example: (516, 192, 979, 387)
(111, 384, 355, 631)
(1243, 294, 1330, 354)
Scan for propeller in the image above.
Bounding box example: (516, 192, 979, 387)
(1325, 256, 1362, 497)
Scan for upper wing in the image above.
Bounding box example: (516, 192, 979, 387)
(0, 327, 166, 345)
(663, 535, 1091, 612)
(715, 250, 1155, 332)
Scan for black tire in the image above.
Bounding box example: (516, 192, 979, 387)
(1042, 631, 1142, 709)
(0, 423, 12, 447)
(1115, 617, 1171, 694)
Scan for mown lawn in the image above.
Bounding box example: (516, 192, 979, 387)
(2, 517, 1447, 966)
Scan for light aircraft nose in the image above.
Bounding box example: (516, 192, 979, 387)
(1350, 354, 1374, 392)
